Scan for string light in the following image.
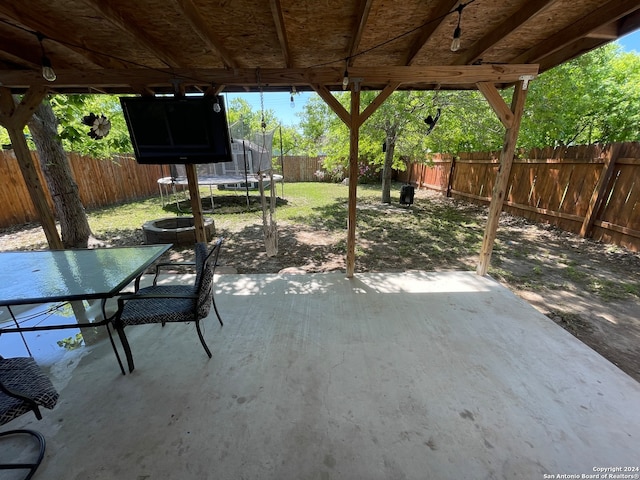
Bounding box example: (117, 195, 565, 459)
(451, 4, 464, 52)
(37, 33, 56, 82)
(342, 61, 349, 90)
(290, 86, 296, 108)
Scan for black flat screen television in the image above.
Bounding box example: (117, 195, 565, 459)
(120, 96, 232, 165)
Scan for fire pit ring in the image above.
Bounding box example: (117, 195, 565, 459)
(142, 216, 215, 245)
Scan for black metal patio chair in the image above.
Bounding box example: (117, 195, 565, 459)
(0, 355, 59, 480)
(112, 239, 224, 373)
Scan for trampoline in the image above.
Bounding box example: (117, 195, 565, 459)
(157, 136, 284, 209)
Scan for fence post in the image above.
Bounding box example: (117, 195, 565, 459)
(579, 143, 621, 239)
(446, 156, 456, 197)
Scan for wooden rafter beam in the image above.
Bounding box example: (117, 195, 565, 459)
(619, 10, 640, 37)
(347, 0, 373, 66)
(511, 0, 640, 64)
(405, 0, 459, 66)
(79, 0, 188, 68)
(587, 23, 619, 40)
(269, 0, 292, 68)
(176, 0, 238, 69)
(0, 64, 540, 91)
(0, 31, 40, 70)
(0, 4, 121, 68)
(453, 0, 555, 66)
(0, 51, 39, 71)
(537, 37, 606, 73)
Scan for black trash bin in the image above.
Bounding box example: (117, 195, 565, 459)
(400, 184, 415, 206)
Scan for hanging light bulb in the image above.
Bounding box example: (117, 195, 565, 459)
(37, 33, 56, 82)
(450, 3, 464, 52)
(213, 100, 222, 113)
(342, 59, 350, 90)
(450, 26, 461, 52)
(41, 56, 57, 82)
(290, 86, 296, 108)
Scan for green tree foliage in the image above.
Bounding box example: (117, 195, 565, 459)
(298, 45, 640, 185)
(520, 44, 640, 147)
(51, 94, 132, 158)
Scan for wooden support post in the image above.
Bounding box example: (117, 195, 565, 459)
(6, 126, 63, 249)
(0, 87, 63, 249)
(185, 164, 207, 243)
(579, 143, 621, 238)
(446, 156, 456, 197)
(311, 82, 398, 277)
(476, 81, 528, 276)
(346, 88, 361, 278)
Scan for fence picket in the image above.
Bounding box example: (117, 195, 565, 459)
(399, 142, 640, 252)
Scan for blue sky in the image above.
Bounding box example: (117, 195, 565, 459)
(618, 28, 640, 53)
(223, 91, 313, 127)
(229, 29, 640, 127)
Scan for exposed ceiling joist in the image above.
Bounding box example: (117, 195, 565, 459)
(176, 0, 239, 69)
(347, 0, 374, 66)
(78, 0, 188, 68)
(619, 10, 640, 37)
(454, 0, 555, 66)
(512, 0, 640, 65)
(537, 37, 609, 72)
(588, 23, 619, 40)
(269, 0, 292, 68)
(405, 0, 459, 66)
(0, 4, 121, 68)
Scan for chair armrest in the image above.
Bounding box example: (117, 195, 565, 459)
(155, 261, 196, 270)
(153, 262, 197, 285)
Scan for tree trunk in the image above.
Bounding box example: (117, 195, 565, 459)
(27, 99, 93, 248)
(381, 133, 396, 204)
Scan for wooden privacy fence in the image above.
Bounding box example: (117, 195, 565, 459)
(399, 142, 640, 252)
(279, 155, 324, 182)
(0, 152, 324, 228)
(0, 150, 162, 228)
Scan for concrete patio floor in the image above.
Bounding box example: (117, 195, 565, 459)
(2, 271, 640, 479)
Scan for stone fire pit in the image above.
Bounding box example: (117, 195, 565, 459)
(142, 216, 215, 245)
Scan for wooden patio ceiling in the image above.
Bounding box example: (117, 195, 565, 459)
(0, 0, 639, 95)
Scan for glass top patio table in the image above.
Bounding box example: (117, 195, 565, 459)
(0, 244, 171, 307)
(0, 245, 172, 375)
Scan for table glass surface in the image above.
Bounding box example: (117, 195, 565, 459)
(0, 245, 171, 306)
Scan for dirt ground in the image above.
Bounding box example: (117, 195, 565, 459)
(1, 189, 639, 383)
